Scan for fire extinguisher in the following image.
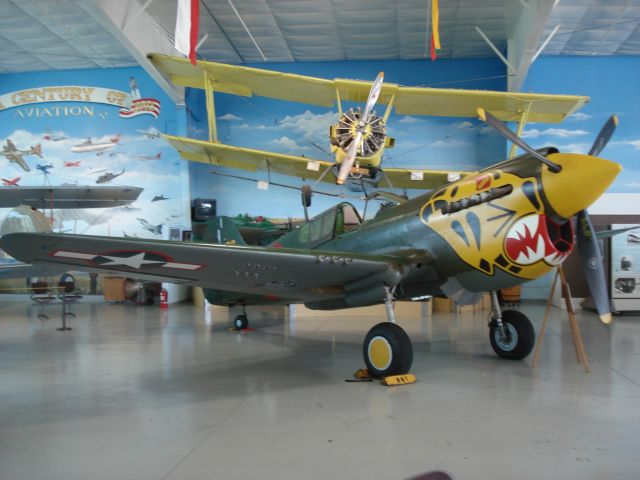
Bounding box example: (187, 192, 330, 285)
(160, 288, 168, 309)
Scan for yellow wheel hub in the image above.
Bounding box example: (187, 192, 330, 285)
(368, 336, 392, 371)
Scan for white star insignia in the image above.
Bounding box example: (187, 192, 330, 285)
(100, 252, 165, 269)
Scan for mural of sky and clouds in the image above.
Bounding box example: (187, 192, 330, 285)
(523, 56, 640, 193)
(0, 66, 190, 239)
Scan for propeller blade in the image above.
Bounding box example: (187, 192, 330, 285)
(477, 108, 561, 173)
(576, 210, 612, 324)
(336, 131, 363, 185)
(589, 114, 618, 157)
(335, 72, 383, 185)
(361, 71, 384, 123)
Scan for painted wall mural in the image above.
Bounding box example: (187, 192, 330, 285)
(0, 66, 191, 292)
(188, 58, 507, 220)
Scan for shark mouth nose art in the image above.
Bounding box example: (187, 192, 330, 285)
(505, 214, 574, 266)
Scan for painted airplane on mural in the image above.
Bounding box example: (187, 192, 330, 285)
(70, 134, 120, 153)
(2, 177, 21, 187)
(1, 139, 43, 172)
(0, 111, 621, 381)
(148, 54, 588, 189)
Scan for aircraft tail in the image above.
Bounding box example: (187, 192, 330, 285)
(32, 144, 43, 158)
(194, 216, 247, 246)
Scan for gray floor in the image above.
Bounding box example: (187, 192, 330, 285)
(0, 299, 638, 480)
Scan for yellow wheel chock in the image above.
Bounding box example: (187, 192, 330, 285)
(348, 369, 416, 386)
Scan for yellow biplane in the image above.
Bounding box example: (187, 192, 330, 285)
(149, 53, 588, 189)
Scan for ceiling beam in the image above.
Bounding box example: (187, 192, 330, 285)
(507, 0, 556, 91)
(78, 0, 183, 104)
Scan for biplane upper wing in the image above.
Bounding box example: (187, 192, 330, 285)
(149, 53, 588, 123)
(163, 134, 464, 189)
(0, 232, 417, 304)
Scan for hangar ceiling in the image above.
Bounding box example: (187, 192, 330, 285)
(0, 0, 137, 72)
(1, 0, 639, 91)
(146, 0, 527, 63)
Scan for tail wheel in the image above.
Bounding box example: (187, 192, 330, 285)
(489, 310, 535, 360)
(233, 314, 248, 330)
(363, 322, 413, 378)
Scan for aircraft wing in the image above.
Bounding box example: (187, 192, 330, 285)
(0, 186, 143, 209)
(380, 167, 467, 190)
(164, 134, 336, 183)
(0, 262, 68, 280)
(149, 53, 588, 123)
(0, 233, 412, 304)
(164, 135, 462, 189)
(4, 152, 30, 172)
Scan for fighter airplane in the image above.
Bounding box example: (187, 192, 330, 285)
(149, 53, 588, 189)
(137, 218, 163, 235)
(2, 177, 21, 186)
(36, 163, 54, 175)
(138, 129, 161, 139)
(71, 134, 120, 153)
(0, 113, 621, 380)
(1, 139, 43, 172)
(43, 129, 66, 142)
(151, 194, 169, 202)
(96, 169, 125, 184)
(64, 161, 81, 167)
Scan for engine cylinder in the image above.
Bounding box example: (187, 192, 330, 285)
(333, 108, 387, 158)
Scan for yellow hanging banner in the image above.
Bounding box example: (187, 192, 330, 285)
(432, 0, 441, 50)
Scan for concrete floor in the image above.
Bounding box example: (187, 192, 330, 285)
(0, 299, 638, 480)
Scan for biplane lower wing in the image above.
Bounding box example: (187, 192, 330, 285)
(0, 233, 413, 304)
(164, 134, 464, 190)
(163, 134, 334, 183)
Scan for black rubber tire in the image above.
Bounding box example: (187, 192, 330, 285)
(489, 310, 535, 360)
(363, 322, 413, 378)
(301, 185, 313, 207)
(233, 314, 248, 330)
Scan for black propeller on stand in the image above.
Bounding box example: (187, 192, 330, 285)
(575, 114, 618, 324)
(478, 109, 618, 324)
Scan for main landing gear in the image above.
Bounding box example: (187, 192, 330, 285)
(488, 291, 535, 360)
(360, 286, 415, 385)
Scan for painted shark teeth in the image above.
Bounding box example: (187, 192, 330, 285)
(505, 213, 572, 267)
(505, 214, 545, 265)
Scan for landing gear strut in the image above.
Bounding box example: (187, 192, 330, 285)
(362, 286, 413, 379)
(488, 291, 535, 360)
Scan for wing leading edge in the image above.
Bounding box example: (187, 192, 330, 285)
(0, 233, 410, 304)
(163, 135, 466, 190)
(149, 53, 588, 123)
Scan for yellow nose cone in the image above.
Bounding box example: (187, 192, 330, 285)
(542, 153, 621, 219)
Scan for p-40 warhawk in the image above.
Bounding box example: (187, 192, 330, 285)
(0, 113, 621, 381)
(1, 139, 43, 172)
(149, 53, 588, 190)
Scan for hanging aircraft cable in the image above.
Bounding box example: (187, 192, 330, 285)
(479, 108, 619, 324)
